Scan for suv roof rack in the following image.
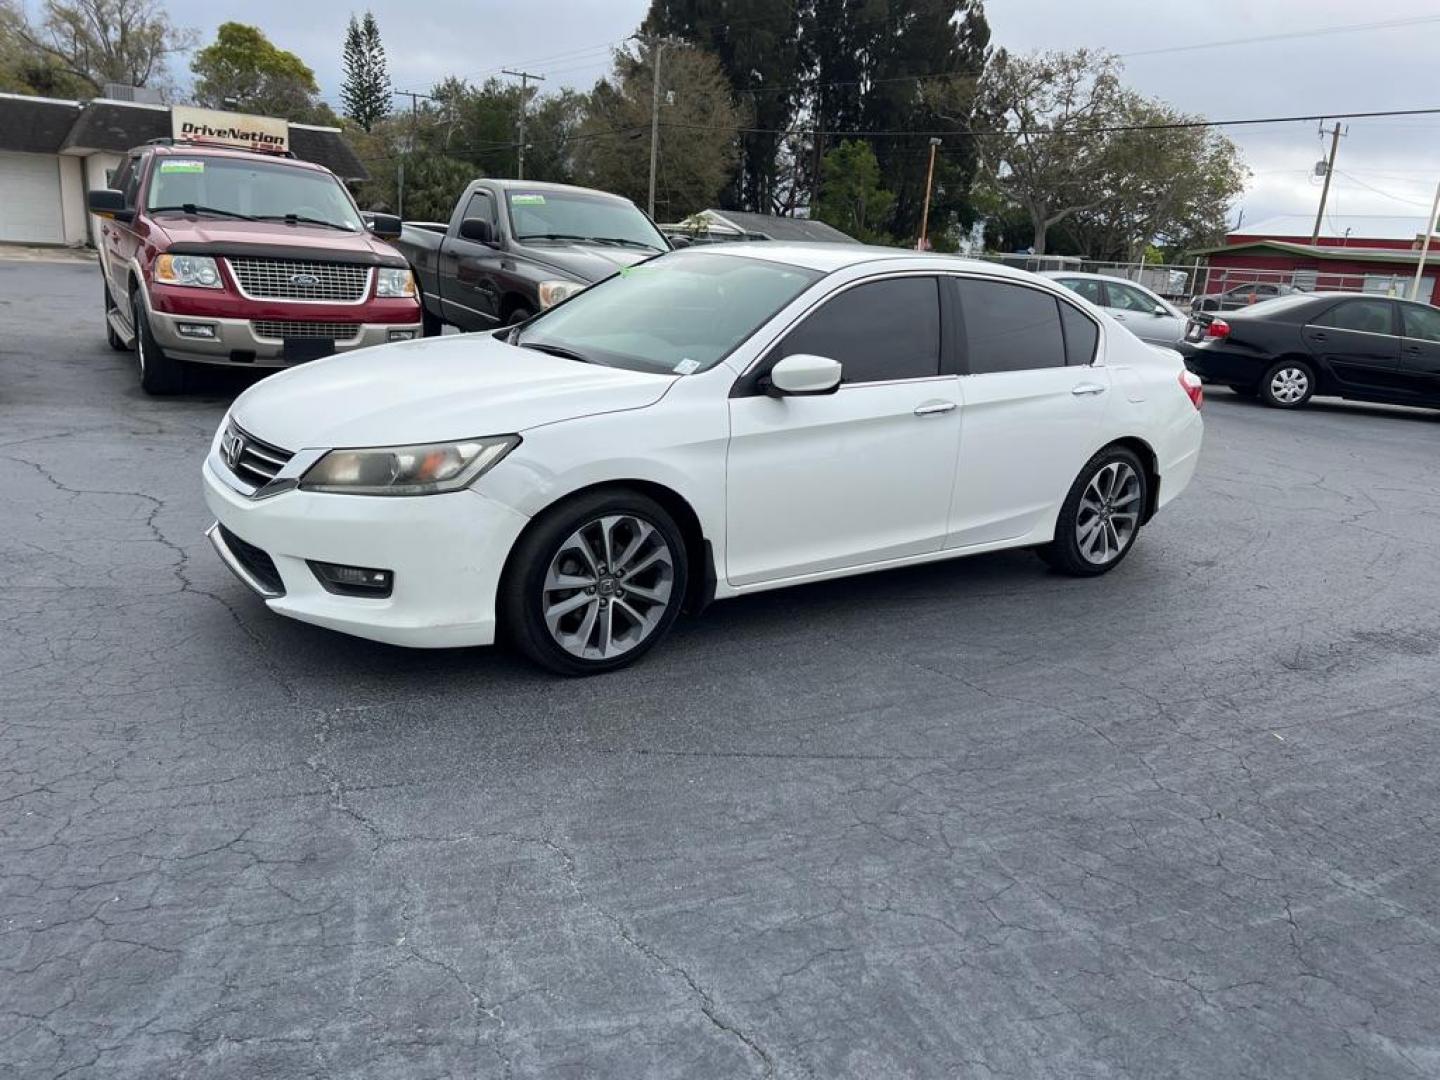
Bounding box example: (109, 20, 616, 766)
(140, 137, 297, 159)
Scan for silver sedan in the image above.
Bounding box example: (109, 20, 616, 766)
(1042, 271, 1188, 348)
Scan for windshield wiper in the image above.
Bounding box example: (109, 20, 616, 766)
(150, 204, 256, 221)
(516, 341, 603, 366)
(517, 233, 662, 252)
(255, 213, 356, 232)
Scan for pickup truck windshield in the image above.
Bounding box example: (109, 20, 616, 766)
(514, 250, 821, 375)
(146, 157, 364, 231)
(508, 190, 666, 251)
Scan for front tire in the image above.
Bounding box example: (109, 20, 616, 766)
(1258, 359, 1315, 409)
(500, 490, 688, 675)
(1037, 446, 1148, 577)
(131, 290, 185, 395)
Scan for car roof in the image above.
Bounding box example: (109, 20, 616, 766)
(145, 143, 331, 174)
(685, 242, 1052, 279)
(486, 178, 640, 202)
(1039, 270, 1161, 290)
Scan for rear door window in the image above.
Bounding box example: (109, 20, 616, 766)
(1400, 303, 1440, 342)
(955, 279, 1067, 374)
(1059, 278, 1105, 305)
(1314, 299, 1397, 336)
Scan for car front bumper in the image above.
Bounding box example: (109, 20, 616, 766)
(150, 309, 422, 367)
(202, 456, 530, 648)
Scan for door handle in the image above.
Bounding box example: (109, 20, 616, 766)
(1310, 332, 1327, 342)
(913, 400, 957, 416)
(1112, 313, 1127, 320)
(1071, 383, 1107, 396)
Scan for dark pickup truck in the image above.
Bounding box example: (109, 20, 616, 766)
(395, 179, 671, 334)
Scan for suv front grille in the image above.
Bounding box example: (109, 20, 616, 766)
(218, 525, 285, 596)
(226, 257, 370, 302)
(252, 320, 361, 341)
(221, 420, 294, 490)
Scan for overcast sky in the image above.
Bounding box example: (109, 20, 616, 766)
(149, 0, 1440, 228)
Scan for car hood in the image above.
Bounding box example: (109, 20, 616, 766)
(514, 240, 656, 283)
(230, 333, 677, 451)
(152, 217, 403, 260)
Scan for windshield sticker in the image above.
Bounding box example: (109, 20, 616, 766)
(511, 194, 546, 205)
(159, 160, 205, 173)
(674, 358, 700, 375)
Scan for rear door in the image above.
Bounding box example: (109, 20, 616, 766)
(99, 153, 143, 304)
(1398, 302, 1440, 404)
(438, 189, 502, 329)
(1301, 298, 1403, 396)
(945, 277, 1109, 547)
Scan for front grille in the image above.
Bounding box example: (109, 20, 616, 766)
(218, 525, 285, 596)
(221, 420, 294, 490)
(226, 257, 370, 302)
(252, 320, 361, 341)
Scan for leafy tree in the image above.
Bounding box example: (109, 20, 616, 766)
(973, 48, 1126, 255)
(812, 139, 894, 244)
(574, 41, 743, 221)
(0, 2, 89, 95)
(643, 0, 802, 213)
(2, 0, 194, 95)
(191, 22, 332, 124)
(340, 11, 390, 132)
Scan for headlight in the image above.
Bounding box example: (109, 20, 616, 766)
(538, 279, 585, 308)
(376, 267, 416, 298)
(154, 254, 221, 288)
(299, 435, 520, 496)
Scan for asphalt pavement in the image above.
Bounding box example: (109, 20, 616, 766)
(3, 259, 1439, 1079)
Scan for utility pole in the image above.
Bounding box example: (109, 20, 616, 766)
(1409, 176, 1440, 301)
(647, 41, 666, 219)
(502, 69, 545, 180)
(393, 89, 437, 219)
(917, 137, 942, 250)
(1310, 121, 1345, 246)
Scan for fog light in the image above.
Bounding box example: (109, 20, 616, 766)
(177, 322, 217, 339)
(308, 560, 394, 598)
(388, 329, 417, 342)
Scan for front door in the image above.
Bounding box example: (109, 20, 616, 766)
(725, 276, 961, 586)
(1105, 280, 1185, 346)
(946, 277, 1111, 547)
(1301, 298, 1403, 396)
(1399, 301, 1440, 404)
(438, 189, 502, 329)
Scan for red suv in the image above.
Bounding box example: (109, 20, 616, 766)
(90, 142, 422, 394)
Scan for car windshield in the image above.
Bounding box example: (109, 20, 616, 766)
(146, 156, 364, 231)
(507, 190, 667, 251)
(513, 250, 822, 375)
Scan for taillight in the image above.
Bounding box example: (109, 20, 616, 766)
(1179, 369, 1204, 410)
(1205, 318, 1230, 339)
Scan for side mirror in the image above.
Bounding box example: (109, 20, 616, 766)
(1153, 304, 1169, 317)
(766, 353, 843, 397)
(459, 217, 495, 245)
(669, 234, 693, 248)
(368, 212, 402, 239)
(88, 188, 132, 223)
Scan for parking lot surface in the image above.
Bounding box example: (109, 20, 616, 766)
(3, 260, 1439, 1079)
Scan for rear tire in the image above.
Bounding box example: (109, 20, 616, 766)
(500, 489, 688, 675)
(1037, 446, 1149, 577)
(1258, 359, 1314, 409)
(131, 290, 185, 395)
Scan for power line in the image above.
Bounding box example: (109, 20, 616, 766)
(1118, 14, 1440, 59)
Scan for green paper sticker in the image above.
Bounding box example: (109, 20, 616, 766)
(159, 160, 205, 173)
(511, 194, 546, 205)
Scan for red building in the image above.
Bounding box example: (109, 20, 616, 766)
(1190, 214, 1440, 305)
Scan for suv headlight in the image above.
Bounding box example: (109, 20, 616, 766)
(538, 279, 585, 308)
(154, 254, 221, 288)
(299, 436, 520, 496)
(376, 267, 416, 298)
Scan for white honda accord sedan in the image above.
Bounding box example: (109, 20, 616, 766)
(203, 245, 1204, 674)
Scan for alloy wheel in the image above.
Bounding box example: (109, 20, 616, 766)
(1076, 461, 1141, 566)
(541, 514, 675, 660)
(1269, 366, 1309, 404)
